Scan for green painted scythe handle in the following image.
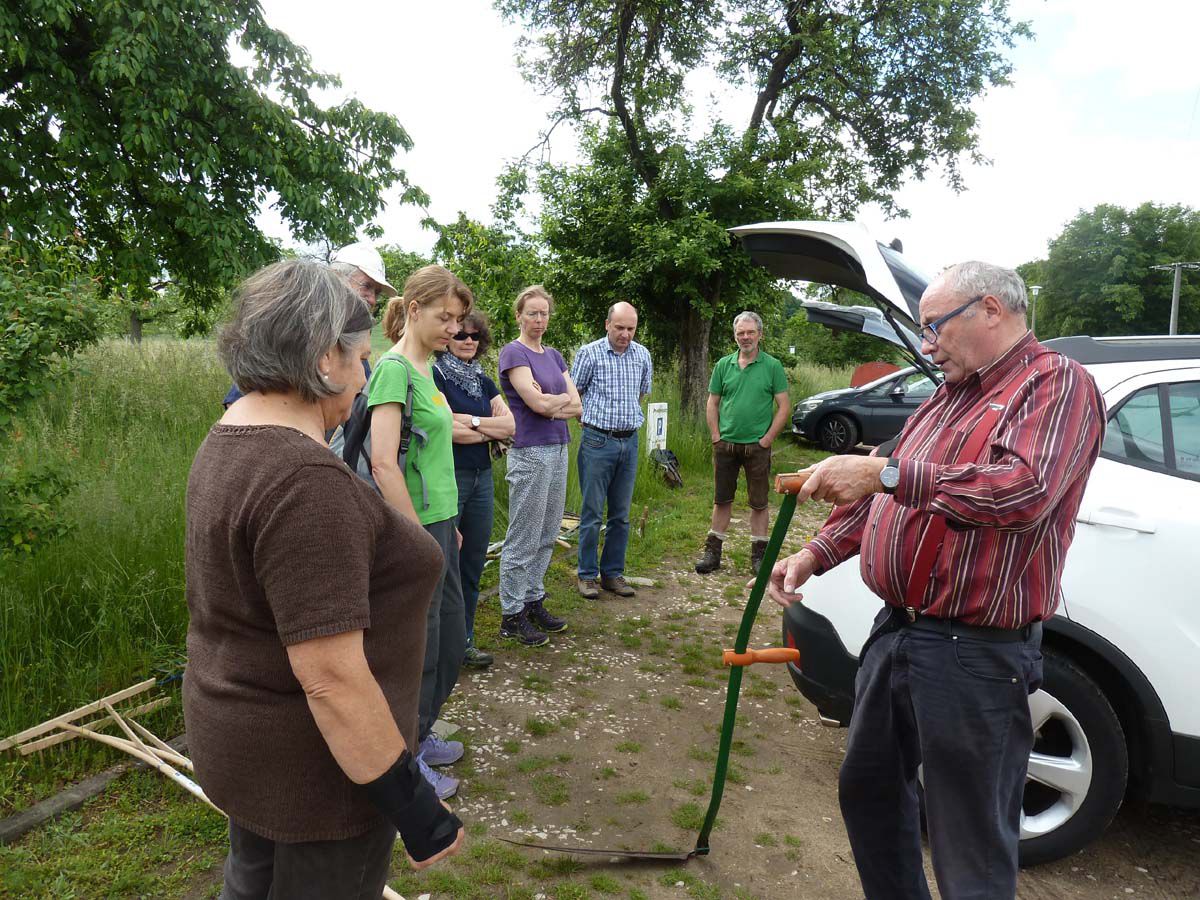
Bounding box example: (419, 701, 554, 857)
(694, 470, 810, 855)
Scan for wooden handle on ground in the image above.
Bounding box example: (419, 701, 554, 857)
(774, 471, 813, 495)
(722, 647, 801, 667)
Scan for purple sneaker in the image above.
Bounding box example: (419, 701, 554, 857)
(416, 753, 459, 800)
(419, 732, 464, 767)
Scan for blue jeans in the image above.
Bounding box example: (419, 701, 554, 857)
(454, 467, 494, 643)
(576, 426, 639, 581)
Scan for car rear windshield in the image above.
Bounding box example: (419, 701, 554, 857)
(877, 243, 930, 321)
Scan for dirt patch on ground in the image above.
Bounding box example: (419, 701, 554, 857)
(426, 518, 1200, 899)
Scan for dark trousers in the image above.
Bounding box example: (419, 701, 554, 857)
(419, 517, 466, 739)
(454, 467, 494, 644)
(219, 818, 396, 900)
(839, 607, 1043, 900)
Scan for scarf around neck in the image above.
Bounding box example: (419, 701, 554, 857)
(435, 352, 484, 399)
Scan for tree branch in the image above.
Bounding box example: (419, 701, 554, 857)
(610, 1, 673, 217)
(520, 107, 614, 162)
(747, 2, 804, 139)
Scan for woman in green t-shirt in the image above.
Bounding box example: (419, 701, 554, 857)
(368, 264, 474, 802)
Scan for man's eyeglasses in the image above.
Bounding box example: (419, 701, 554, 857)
(350, 276, 383, 301)
(919, 295, 984, 345)
(452, 331, 481, 341)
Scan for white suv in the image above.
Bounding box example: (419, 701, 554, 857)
(731, 221, 1200, 865)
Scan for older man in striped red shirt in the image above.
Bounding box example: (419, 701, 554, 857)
(769, 261, 1105, 900)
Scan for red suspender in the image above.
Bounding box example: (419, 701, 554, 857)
(901, 361, 1040, 620)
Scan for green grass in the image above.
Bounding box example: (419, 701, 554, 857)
(531, 773, 569, 806)
(669, 802, 715, 832)
(525, 716, 560, 737)
(1, 339, 228, 811)
(516, 755, 558, 774)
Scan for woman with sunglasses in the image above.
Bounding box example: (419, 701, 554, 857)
(432, 311, 515, 670)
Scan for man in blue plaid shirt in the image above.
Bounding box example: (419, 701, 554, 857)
(570, 302, 654, 599)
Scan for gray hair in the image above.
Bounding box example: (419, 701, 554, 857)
(942, 261, 1028, 314)
(218, 259, 370, 403)
(733, 310, 763, 333)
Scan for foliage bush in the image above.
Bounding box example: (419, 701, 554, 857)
(0, 241, 100, 554)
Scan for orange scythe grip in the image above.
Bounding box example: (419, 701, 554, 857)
(722, 647, 801, 667)
(774, 471, 813, 495)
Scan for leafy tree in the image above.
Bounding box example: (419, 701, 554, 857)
(432, 195, 546, 351)
(0, 0, 423, 321)
(378, 246, 433, 290)
(1021, 203, 1200, 338)
(498, 0, 1028, 412)
(0, 240, 100, 554)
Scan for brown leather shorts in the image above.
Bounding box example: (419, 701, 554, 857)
(712, 440, 772, 510)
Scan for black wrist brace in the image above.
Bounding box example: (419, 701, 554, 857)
(363, 750, 461, 862)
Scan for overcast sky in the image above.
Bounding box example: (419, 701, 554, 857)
(255, 0, 1200, 278)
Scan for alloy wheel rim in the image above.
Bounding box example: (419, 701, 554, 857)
(823, 419, 848, 448)
(1020, 688, 1094, 839)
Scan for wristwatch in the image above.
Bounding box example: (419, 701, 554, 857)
(880, 457, 901, 494)
(470, 416, 481, 429)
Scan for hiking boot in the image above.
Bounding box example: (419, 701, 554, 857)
(694, 533, 723, 574)
(499, 609, 549, 647)
(419, 731, 464, 767)
(600, 575, 636, 598)
(526, 597, 568, 633)
(577, 577, 600, 599)
(417, 753, 459, 800)
(750, 539, 769, 577)
(462, 643, 494, 669)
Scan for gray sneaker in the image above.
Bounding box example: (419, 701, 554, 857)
(601, 575, 636, 597)
(417, 753, 459, 799)
(462, 644, 494, 669)
(577, 577, 600, 599)
(419, 731, 464, 767)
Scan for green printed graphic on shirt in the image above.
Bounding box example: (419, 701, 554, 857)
(366, 354, 457, 525)
(708, 351, 789, 443)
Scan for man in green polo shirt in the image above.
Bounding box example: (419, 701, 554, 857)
(695, 311, 791, 576)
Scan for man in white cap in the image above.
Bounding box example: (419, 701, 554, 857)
(329, 242, 399, 311)
(222, 242, 397, 408)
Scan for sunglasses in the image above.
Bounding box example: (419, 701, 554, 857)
(452, 331, 481, 341)
(919, 295, 984, 345)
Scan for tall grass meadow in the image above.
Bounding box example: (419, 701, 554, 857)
(1, 331, 846, 808)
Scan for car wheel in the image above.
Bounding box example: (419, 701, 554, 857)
(1018, 649, 1127, 866)
(915, 649, 1128, 867)
(818, 413, 859, 453)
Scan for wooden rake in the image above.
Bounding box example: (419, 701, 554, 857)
(2, 679, 409, 900)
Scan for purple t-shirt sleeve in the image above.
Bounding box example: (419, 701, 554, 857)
(499, 341, 570, 448)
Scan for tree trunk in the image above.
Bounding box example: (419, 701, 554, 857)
(129, 309, 142, 344)
(679, 304, 713, 417)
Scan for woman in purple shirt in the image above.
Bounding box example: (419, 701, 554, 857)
(496, 286, 582, 646)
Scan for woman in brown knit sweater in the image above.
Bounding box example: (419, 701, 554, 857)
(184, 259, 462, 899)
